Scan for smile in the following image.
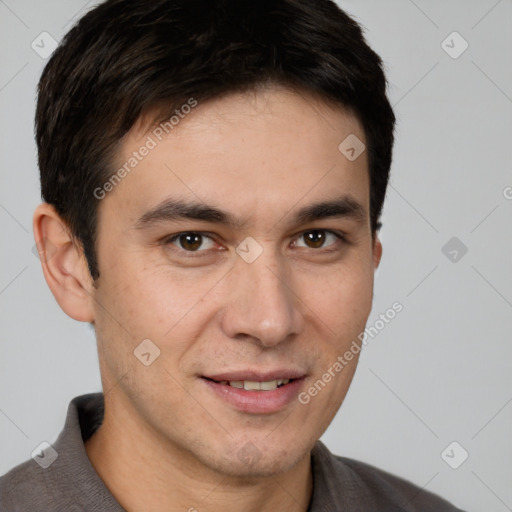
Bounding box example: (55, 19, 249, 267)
(205, 378, 291, 391)
(200, 373, 306, 414)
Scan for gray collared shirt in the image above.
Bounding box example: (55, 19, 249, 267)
(0, 393, 465, 511)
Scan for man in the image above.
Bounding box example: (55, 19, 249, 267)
(0, 0, 465, 510)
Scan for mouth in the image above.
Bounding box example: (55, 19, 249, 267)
(202, 377, 295, 391)
(200, 372, 306, 414)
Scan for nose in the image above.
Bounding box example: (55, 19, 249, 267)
(219, 249, 304, 348)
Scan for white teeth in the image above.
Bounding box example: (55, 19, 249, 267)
(260, 380, 277, 390)
(226, 379, 291, 391)
(243, 380, 261, 390)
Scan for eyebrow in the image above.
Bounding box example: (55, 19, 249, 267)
(133, 194, 367, 231)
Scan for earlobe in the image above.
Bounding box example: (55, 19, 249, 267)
(33, 203, 95, 322)
(373, 235, 383, 270)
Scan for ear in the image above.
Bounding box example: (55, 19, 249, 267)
(373, 233, 383, 270)
(33, 203, 95, 322)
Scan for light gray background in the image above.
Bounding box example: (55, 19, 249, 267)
(1, 1, 511, 510)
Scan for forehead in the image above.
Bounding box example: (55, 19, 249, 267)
(100, 86, 370, 231)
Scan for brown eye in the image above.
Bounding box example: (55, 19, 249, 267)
(295, 230, 343, 250)
(167, 232, 215, 252)
(303, 230, 326, 248)
(179, 233, 202, 251)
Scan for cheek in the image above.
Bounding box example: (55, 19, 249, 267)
(300, 259, 374, 335)
(99, 260, 193, 331)
(95, 263, 224, 366)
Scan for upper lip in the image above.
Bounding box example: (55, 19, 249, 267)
(203, 369, 307, 382)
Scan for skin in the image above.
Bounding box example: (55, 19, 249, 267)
(33, 85, 382, 512)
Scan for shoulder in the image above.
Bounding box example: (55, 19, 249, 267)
(0, 393, 105, 512)
(340, 456, 462, 510)
(311, 441, 465, 511)
(0, 458, 57, 511)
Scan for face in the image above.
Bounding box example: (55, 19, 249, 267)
(90, 86, 381, 478)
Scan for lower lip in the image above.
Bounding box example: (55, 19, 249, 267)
(201, 378, 305, 414)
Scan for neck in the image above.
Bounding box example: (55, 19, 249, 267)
(84, 395, 313, 512)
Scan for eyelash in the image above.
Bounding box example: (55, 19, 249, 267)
(162, 229, 347, 257)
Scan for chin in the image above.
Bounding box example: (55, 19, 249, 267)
(198, 438, 312, 479)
